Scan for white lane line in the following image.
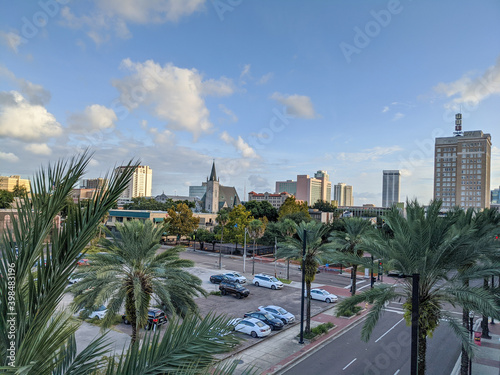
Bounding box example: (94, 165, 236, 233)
(375, 318, 404, 343)
(343, 358, 357, 370)
(394, 370, 400, 375)
(383, 308, 405, 315)
(358, 283, 372, 291)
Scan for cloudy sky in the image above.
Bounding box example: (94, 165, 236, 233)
(1, 0, 499, 205)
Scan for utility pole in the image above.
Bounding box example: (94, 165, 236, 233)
(243, 228, 247, 273)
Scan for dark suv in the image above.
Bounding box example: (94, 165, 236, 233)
(122, 308, 168, 330)
(219, 280, 250, 299)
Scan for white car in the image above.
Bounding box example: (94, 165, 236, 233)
(306, 289, 338, 303)
(252, 274, 284, 290)
(85, 305, 107, 320)
(223, 271, 247, 284)
(68, 275, 83, 284)
(233, 317, 271, 338)
(258, 305, 295, 324)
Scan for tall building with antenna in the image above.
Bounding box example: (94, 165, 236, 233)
(433, 113, 491, 210)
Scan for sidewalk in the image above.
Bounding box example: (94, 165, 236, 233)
(450, 320, 500, 375)
(219, 283, 370, 375)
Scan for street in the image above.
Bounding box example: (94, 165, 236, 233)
(283, 306, 461, 375)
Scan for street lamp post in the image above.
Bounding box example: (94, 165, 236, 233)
(370, 255, 374, 289)
(469, 311, 474, 375)
(243, 228, 248, 273)
(299, 229, 306, 345)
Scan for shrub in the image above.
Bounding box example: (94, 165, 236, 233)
(209, 291, 222, 296)
(336, 305, 363, 318)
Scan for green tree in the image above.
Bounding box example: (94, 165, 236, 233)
(244, 200, 278, 222)
(278, 196, 311, 222)
(329, 217, 375, 296)
(71, 219, 206, 344)
(247, 218, 266, 252)
(165, 203, 199, 243)
(195, 228, 216, 250)
(312, 200, 339, 213)
(277, 221, 336, 333)
(336, 200, 500, 375)
(12, 184, 28, 198)
(0, 190, 14, 208)
(225, 205, 253, 247)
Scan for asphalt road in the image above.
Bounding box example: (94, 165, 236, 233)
(283, 306, 461, 375)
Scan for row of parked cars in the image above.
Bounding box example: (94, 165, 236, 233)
(230, 305, 296, 338)
(210, 272, 285, 299)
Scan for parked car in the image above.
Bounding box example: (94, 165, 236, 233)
(252, 274, 283, 290)
(223, 271, 247, 284)
(244, 311, 284, 330)
(122, 308, 168, 330)
(77, 258, 91, 266)
(209, 274, 228, 284)
(77, 305, 106, 320)
(233, 317, 271, 338)
(306, 288, 338, 303)
(387, 270, 405, 278)
(219, 280, 250, 299)
(258, 305, 295, 324)
(68, 274, 83, 284)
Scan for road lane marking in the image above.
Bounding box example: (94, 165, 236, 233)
(358, 284, 372, 290)
(383, 308, 405, 315)
(343, 358, 357, 370)
(375, 318, 404, 343)
(394, 370, 400, 375)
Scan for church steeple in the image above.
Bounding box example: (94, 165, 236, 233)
(209, 160, 217, 182)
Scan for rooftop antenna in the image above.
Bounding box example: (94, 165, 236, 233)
(453, 111, 463, 137)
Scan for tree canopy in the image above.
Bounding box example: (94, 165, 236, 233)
(278, 196, 311, 222)
(165, 202, 199, 240)
(244, 200, 278, 222)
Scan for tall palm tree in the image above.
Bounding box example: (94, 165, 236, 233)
(216, 208, 230, 270)
(329, 217, 375, 295)
(71, 219, 206, 344)
(336, 200, 500, 375)
(277, 221, 335, 333)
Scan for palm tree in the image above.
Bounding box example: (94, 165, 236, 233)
(329, 217, 375, 295)
(0, 152, 138, 374)
(277, 221, 335, 333)
(248, 219, 265, 275)
(216, 208, 230, 270)
(336, 200, 500, 375)
(71, 219, 206, 344)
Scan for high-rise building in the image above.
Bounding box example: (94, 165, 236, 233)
(114, 166, 153, 200)
(433, 114, 491, 210)
(314, 170, 332, 203)
(81, 178, 108, 190)
(492, 187, 500, 205)
(275, 180, 297, 196)
(0, 175, 30, 192)
(382, 170, 401, 208)
(334, 183, 353, 206)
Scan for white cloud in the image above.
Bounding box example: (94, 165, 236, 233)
(0, 66, 51, 105)
(392, 112, 405, 121)
(24, 143, 51, 155)
(248, 174, 270, 190)
(219, 104, 238, 122)
(60, 0, 204, 44)
(0, 31, 23, 52)
(270, 92, 318, 119)
(382, 106, 389, 113)
(148, 127, 175, 145)
(240, 64, 251, 79)
(257, 72, 273, 85)
(220, 131, 258, 159)
(337, 146, 403, 163)
(0, 91, 62, 141)
(0, 151, 19, 162)
(68, 104, 117, 133)
(434, 56, 500, 109)
(113, 59, 234, 139)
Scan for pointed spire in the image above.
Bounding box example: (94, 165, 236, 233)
(209, 160, 217, 181)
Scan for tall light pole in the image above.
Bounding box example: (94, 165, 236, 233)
(299, 229, 306, 344)
(274, 236, 277, 278)
(469, 311, 474, 375)
(243, 228, 248, 273)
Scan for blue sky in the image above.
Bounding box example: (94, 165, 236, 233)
(1, 0, 499, 205)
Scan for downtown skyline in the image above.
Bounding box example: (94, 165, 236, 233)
(1, 0, 500, 206)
